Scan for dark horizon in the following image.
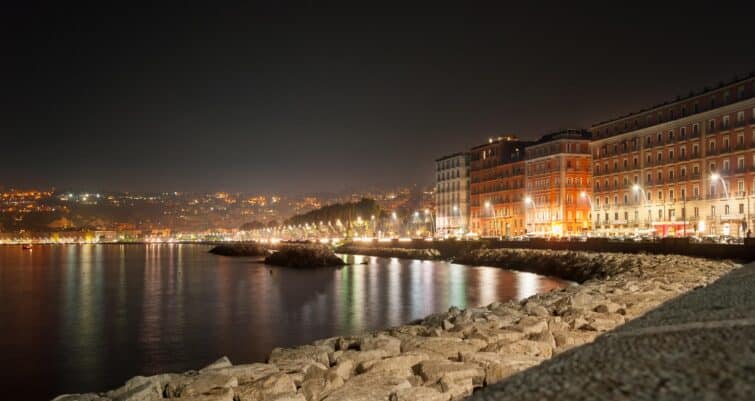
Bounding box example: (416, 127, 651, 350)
(3, 2, 754, 195)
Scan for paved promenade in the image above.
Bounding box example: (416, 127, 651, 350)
(469, 261, 755, 401)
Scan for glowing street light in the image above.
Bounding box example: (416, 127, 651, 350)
(523, 196, 536, 235)
(710, 172, 729, 199)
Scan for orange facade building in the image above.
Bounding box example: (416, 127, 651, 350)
(590, 75, 755, 237)
(524, 129, 593, 236)
(469, 136, 530, 237)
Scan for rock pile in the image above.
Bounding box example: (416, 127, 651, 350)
(335, 246, 441, 260)
(54, 252, 737, 401)
(454, 248, 643, 283)
(264, 245, 346, 268)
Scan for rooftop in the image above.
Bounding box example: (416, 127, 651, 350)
(591, 71, 755, 128)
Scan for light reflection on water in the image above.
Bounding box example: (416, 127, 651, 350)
(0, 244, 570, 400)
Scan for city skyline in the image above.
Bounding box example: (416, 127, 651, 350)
(3, 3, 754, 194)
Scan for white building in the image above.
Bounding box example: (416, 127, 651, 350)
(435, 152, 470, 236)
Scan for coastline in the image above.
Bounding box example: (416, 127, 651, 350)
(53, 250, 739, 401)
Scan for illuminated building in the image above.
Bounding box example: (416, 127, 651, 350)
(434, 152, 469, 236)
(469, 136, 530, 237)
(524, 129, 593, 236)
(590, 74, 755, 237)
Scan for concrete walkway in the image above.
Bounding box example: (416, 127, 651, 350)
(469, 261, 755, 401)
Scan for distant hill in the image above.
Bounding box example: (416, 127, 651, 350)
(285, 198, 381, 226)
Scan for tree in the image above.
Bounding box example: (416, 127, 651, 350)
(239, 221, 266, 231)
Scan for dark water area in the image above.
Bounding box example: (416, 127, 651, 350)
(0, 244, 570, 400)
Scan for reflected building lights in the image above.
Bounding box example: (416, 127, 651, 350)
(515, 271, 540, 301)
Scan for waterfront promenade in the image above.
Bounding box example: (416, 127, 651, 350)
(471, 260, 755, 401)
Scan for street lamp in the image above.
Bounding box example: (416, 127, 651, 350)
(484, 201, 494, 236)
(710, 172, 733, 236)
(632, 184, 650, 231)
(424, 209, 435, 237)
(524, 196, 535, 235)
(710, 173, 730, 199)
(580, 191, 593, 234)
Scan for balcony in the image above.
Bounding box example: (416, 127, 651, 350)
(707, 148, 718, 156)
(735, 143, 746, 151)
(735, 167, 746, 174)
(690, 131, 701, 139)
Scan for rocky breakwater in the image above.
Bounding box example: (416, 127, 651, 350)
(264, 245, 345, 268)
(335, 245, 441, 260)
(455, 248, 642, 283)
(54, 251, 738, 401)
(208, 243, 269, 257)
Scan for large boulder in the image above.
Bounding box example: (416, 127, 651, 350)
(269, 345, 331, 367)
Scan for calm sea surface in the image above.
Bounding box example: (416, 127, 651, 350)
(0, 244, 570, 400)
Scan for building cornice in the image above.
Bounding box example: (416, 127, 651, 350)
(591, 97, 755, 146)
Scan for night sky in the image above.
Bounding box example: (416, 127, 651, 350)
(3, 3, 754, 194)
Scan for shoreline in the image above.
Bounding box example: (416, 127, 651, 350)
(54, 250, 738, 401)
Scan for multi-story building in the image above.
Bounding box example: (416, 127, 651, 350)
(590, 74, 755, 237)
(434, 152, 470, 237)
(524, 129, 593, 236)
(469, 136, 530, 237)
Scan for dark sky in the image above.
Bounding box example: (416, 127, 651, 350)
(2, 2, 754, 195)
